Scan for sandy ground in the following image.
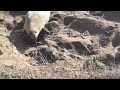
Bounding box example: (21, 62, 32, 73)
(0, 11, 120, 79)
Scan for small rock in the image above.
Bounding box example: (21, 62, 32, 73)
(40, 48, 59, 63)
(0, 43, 3, 55)
(0, 19, 4, 22)
(64, 15, 76, 26)
(115, 46, 120, 64)
(82, 30, 90, 36)
(53, 14, 63, 20)
(49, 17, 63, 25)
(6, 22, 15, 30)
(49, 17, 59, 22)
(115, 52, 120, 64)
(50, 21, 60, 28)
(0, 49, 3, 55)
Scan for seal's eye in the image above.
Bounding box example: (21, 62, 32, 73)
(34, 31, 37, 33)
(31, 29, 37, 33)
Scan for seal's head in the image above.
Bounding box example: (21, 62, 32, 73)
(26, 28, 40, 44)
(29, 31, 38, 42)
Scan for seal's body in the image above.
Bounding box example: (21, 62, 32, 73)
(15, 11, 51, 43)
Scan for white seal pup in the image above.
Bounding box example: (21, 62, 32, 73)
(15, 11, 51, 43)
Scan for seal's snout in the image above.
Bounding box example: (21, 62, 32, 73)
(29, 32, 38, 43)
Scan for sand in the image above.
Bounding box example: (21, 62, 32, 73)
(0, 11, 120, 79)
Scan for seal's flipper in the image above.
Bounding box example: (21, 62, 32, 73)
(43, 27, 50, 34)
(14, 29, 25, 33)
